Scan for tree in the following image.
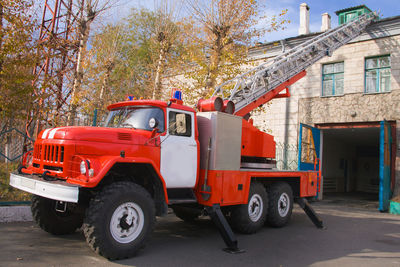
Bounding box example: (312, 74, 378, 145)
(79, 22, 131, 124)
(0, 0, 37, 127)
(67, 0, 120, 126)
(80, 6, 186, 125)
(126, 5, 185, 100)
(181, 0, 288, 102)
(151, 2, 183, 100)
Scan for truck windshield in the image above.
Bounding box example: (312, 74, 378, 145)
(103, 106, 165, 132)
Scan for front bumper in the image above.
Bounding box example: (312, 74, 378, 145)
(9, 172, 79, 203)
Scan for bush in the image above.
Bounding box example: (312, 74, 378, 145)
(0, 162, 31, 202)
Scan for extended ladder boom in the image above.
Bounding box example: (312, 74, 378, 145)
(212, 12, 377, 117)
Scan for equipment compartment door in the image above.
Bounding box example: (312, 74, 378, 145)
(379, 121, 392, 212)
(160, 108, 198, 188)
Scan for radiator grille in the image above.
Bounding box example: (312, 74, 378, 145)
(35, 144, 64, 163)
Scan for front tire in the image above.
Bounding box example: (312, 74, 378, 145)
(230, 182, 267, 234)
(267, 182, 293, 227)
(83, 182, 155, 260)
(31, 195, 84, 235)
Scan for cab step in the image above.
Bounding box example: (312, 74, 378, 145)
(167, 188, 198, 204)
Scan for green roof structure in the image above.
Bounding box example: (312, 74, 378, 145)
(335, 5, 373, 25)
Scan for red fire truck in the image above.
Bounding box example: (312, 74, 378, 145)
(10, 12, 375, 260)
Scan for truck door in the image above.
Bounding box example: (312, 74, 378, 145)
(298, 123, 321, 195)
(379, 121, 392, 211)
(160, 108, 198, 188)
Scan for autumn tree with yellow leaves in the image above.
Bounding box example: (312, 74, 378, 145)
(177, 0, 288, 103)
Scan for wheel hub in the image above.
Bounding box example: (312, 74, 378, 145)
(110, 202, 144, 244)
(119, 214, 134, 230)
(278, 193, 290, 217)
(248, 194, 263, 222)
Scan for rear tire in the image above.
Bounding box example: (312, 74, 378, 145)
(230, 182, 267, 234)
(83, 182, 155, 260)
(31, 195, 83, 235)
(267, 182, 293, 227)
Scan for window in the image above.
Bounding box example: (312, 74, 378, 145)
(168, 111, 192, 137)
(322, 62, 344, 96)
(345, 11, 357, 22)
(104, 106, 165, 132)
(365, 55, 391, 93)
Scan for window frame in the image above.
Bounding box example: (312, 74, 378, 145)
(168, 110, 193, 138)
(321, 61, 345, 97)
(103, 106, 165, 132)
(364, 55, 391, 94)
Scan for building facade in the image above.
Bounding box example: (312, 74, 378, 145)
(250, 5, 400, 205)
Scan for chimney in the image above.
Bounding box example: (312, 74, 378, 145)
(298, 3, 310, 35)
(321, 13, 331, 32)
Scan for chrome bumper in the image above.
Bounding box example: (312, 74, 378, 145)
(9, 172, 79, 203)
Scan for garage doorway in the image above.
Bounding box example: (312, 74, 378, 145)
(316, 121, 395, 211)
(321, 126, 380, 199)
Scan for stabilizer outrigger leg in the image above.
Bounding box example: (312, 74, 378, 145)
(296, 197, 325, 229)
(205, 204, 245, 254)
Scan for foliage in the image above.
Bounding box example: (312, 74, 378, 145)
(178, 0, 289, 104)
(80, 7, 188, 123)
(67, 0, 121, 126)
(0, 0, 37, 125)
(80, 19, 153, 123)
(125, 6, 185, 100)
(0, 162, 31, 202)
(80, 23, 131, 121)
(0, 1, 289, 129)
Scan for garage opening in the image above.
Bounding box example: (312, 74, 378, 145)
(321, 126, 380, 203)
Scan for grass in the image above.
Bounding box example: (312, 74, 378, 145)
(0, 162, 31, 202)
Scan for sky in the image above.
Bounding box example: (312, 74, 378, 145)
(103, 0, 400, 42)
(260, 0, 400, 42)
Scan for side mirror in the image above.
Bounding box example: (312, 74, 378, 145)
(149, 117, 159, 129)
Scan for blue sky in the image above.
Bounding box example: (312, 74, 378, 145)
(105, 0, 400, 42)
(261, 0, 400, 42)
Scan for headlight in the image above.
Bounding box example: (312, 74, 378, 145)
(80, 161, 87, 175)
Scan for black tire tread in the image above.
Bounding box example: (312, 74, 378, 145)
(230, 182, 267, 234)
(83, 182, 155, 260)
(31, 195, 83, 235)
(267, 182, 293, 228)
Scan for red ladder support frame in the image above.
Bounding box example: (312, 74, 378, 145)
(234, 70, 307, 117)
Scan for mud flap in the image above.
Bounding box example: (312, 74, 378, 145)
(205, 204, 245, 254)
(296, 198, 324, 229)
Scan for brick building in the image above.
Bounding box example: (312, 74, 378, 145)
(250, 4, 400, 208)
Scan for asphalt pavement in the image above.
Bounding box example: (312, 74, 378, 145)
(0, 201, 399, 267)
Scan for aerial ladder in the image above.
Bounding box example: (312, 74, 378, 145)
(211, 12, 377, 117)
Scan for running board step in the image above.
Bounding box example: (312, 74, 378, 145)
(168, 199, 198, 204)
(167, 188, 197, 204)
